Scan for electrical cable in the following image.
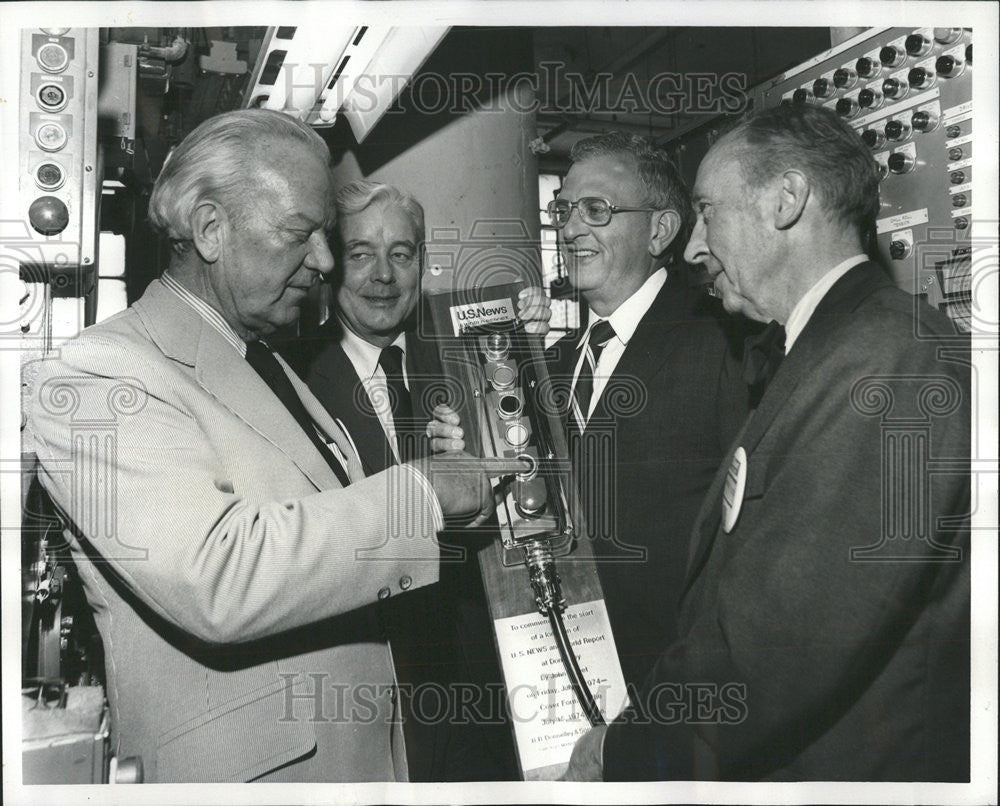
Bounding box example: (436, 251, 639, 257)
(546, 602, 605, 727)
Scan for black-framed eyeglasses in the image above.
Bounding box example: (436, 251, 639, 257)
(545, 197, 659, 229)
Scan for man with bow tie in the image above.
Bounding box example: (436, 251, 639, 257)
(544, 133, 750, 695)
(564, 104, 970, 782)
(26, 109, 526, 783)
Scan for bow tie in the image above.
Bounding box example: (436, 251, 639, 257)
(742, 320, 786, 387)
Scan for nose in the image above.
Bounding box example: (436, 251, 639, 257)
(370, 252, 394, 284)
(684, 216, 709, 265)
(306, 232, 335, 275)
(560, 202, 587, 241)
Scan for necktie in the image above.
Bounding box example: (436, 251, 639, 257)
(377, 345, 417, 462)
(572, 319, 616, 433)
(741, 320, 786, 387)
(245, 340, 351, 487)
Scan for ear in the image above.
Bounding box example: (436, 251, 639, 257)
(189, 199, 227, 263)
(648, 209, 682, 257)
(774, 170, 810, 230)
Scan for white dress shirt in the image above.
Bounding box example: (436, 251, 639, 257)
(784, 254, 868, 353)
(572, 267, 668, 420)
(339, 324, 410, 462)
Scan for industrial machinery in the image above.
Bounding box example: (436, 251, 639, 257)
(666, 26, 975, 330)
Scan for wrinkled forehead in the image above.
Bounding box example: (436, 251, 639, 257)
(563, 153, 645, 200)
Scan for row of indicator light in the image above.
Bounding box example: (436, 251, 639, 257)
(785, 29, 970, 112)
(29, 30, 77, 234)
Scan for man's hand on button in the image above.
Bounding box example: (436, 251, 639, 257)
(426, 404, 464, 452)
(410, 451, 530, 525)
(517, 286, 553, 336)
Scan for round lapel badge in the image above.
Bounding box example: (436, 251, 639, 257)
(722, 446, 748, 534)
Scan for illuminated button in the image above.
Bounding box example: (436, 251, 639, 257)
(791, 87, 813, 105)
(935, 54, 965, 78)
(858, 87, 883, 110)
(490, 364, 516, 390)
(887, 152, 914, 174)
(835, 97, 859, 119)
(861, 129, 886, 150)
(905, 33, 933, 57)
(949, 170, 965, 184)
(954, 216, 969, 230)
(484, 333, 510, 362)
(884, 119, 911, 141)
(504, 423, 529, 448)
(833, 67, 858, 89)
(934, 28, 963, 44)
(951, 194, 967, 208)
(34, 121, 68, 152)
(879, 45, 906, 67)
(36, 42, 69, 73)
(34, 162, 65, 190)
(882, 77, 908, 100)
(911, 110, 939, 133)
(37, 83, 67, 112)
(28, 196, 70, 235)
(812, 77, 834, 98)
(497, 394, 522, 419)
(907, 66, 935, 89)
(889, 240, 911, 260)
(856, 56, 881, 78)
(515, 478, 547, 518)
(948, 146, 964, 161)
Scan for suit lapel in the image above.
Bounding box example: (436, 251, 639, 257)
(134, 279, 345, 490)
(681, 262, 893, 592)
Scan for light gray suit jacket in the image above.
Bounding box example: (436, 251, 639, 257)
(27, 279, 442, 782)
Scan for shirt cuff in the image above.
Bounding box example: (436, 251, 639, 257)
(397, 462, 445, 534)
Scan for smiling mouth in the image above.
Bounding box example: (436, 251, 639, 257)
(566, 248, 600, 260)
(363, 295, 400, 305)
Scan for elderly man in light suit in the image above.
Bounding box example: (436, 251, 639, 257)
(27, 109, 523, 783)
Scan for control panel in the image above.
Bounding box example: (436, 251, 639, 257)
(760, 27, 974, 329)
(18, 28, 101, 307)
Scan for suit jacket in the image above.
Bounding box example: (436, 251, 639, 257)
(603, 262, 971, 781)
(549, 268, 749, 686)
(27, 279, 443, 782)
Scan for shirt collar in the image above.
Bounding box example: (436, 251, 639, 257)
(784, 254, 868, 353)
(339, 321, 407, 381)
(577, 267, 668, 348)
(161, 271, 246, 356)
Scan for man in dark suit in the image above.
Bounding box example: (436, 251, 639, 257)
(544, 133, 749, 690)
(286, 180, 549, 780)
(564, 104, 970, 781)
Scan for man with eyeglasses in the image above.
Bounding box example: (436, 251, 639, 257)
(544, 133, 750, 694)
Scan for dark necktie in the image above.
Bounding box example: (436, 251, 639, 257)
(572, 319, 616, 433)
(377, 344, 417, 462)
(742, 320, 786, 387)
(245, 340, 351, 487)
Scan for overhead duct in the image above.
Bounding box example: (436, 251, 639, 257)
(242, 25, 448, 142)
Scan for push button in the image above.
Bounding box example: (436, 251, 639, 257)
(399, 575, 412, 591)
(378, 586, 391, 600)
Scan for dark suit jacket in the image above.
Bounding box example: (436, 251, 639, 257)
(284, 320, 519, 781)
(549, 268, 750, 687)
(603, 262, 971, 781)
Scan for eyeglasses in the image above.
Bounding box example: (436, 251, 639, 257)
(545, 197, 659, 229)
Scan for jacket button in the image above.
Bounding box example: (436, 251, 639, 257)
(377, 587, 391, 600)
(399, 575, 412, 591)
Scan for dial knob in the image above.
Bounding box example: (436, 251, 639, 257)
(911, 109, 939, 132)
(954, 216, 969, 231)
(879, 45, 906, 67)
(945, 124, 962, 138)
(792, 87, 813, 105)
(887, 152, 914, 174)
(882, 77, 908, 99)
(812, 77, 834, 98)
(836, 97, 859, 119)
(861, 129, 886, 149)
(934, 28, 963, 44)
(884, 119, 911, 141)
(948, 146, 964, 161)
(833, 67, 858, 89)
(858, 87, 884, 109)
(935, 54, 965, 78)
(889, 240, 911, 260)
(907, 66, 935, 89)
(905, 33, 933, 57)
(951, 194, 967, 208)
(949, 170, 966, 185)
(856, 56, 881, 78)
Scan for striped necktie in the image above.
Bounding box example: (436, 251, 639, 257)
(572, 319, 616, 433)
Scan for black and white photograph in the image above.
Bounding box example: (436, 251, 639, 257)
(1, 2, 996, 804)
